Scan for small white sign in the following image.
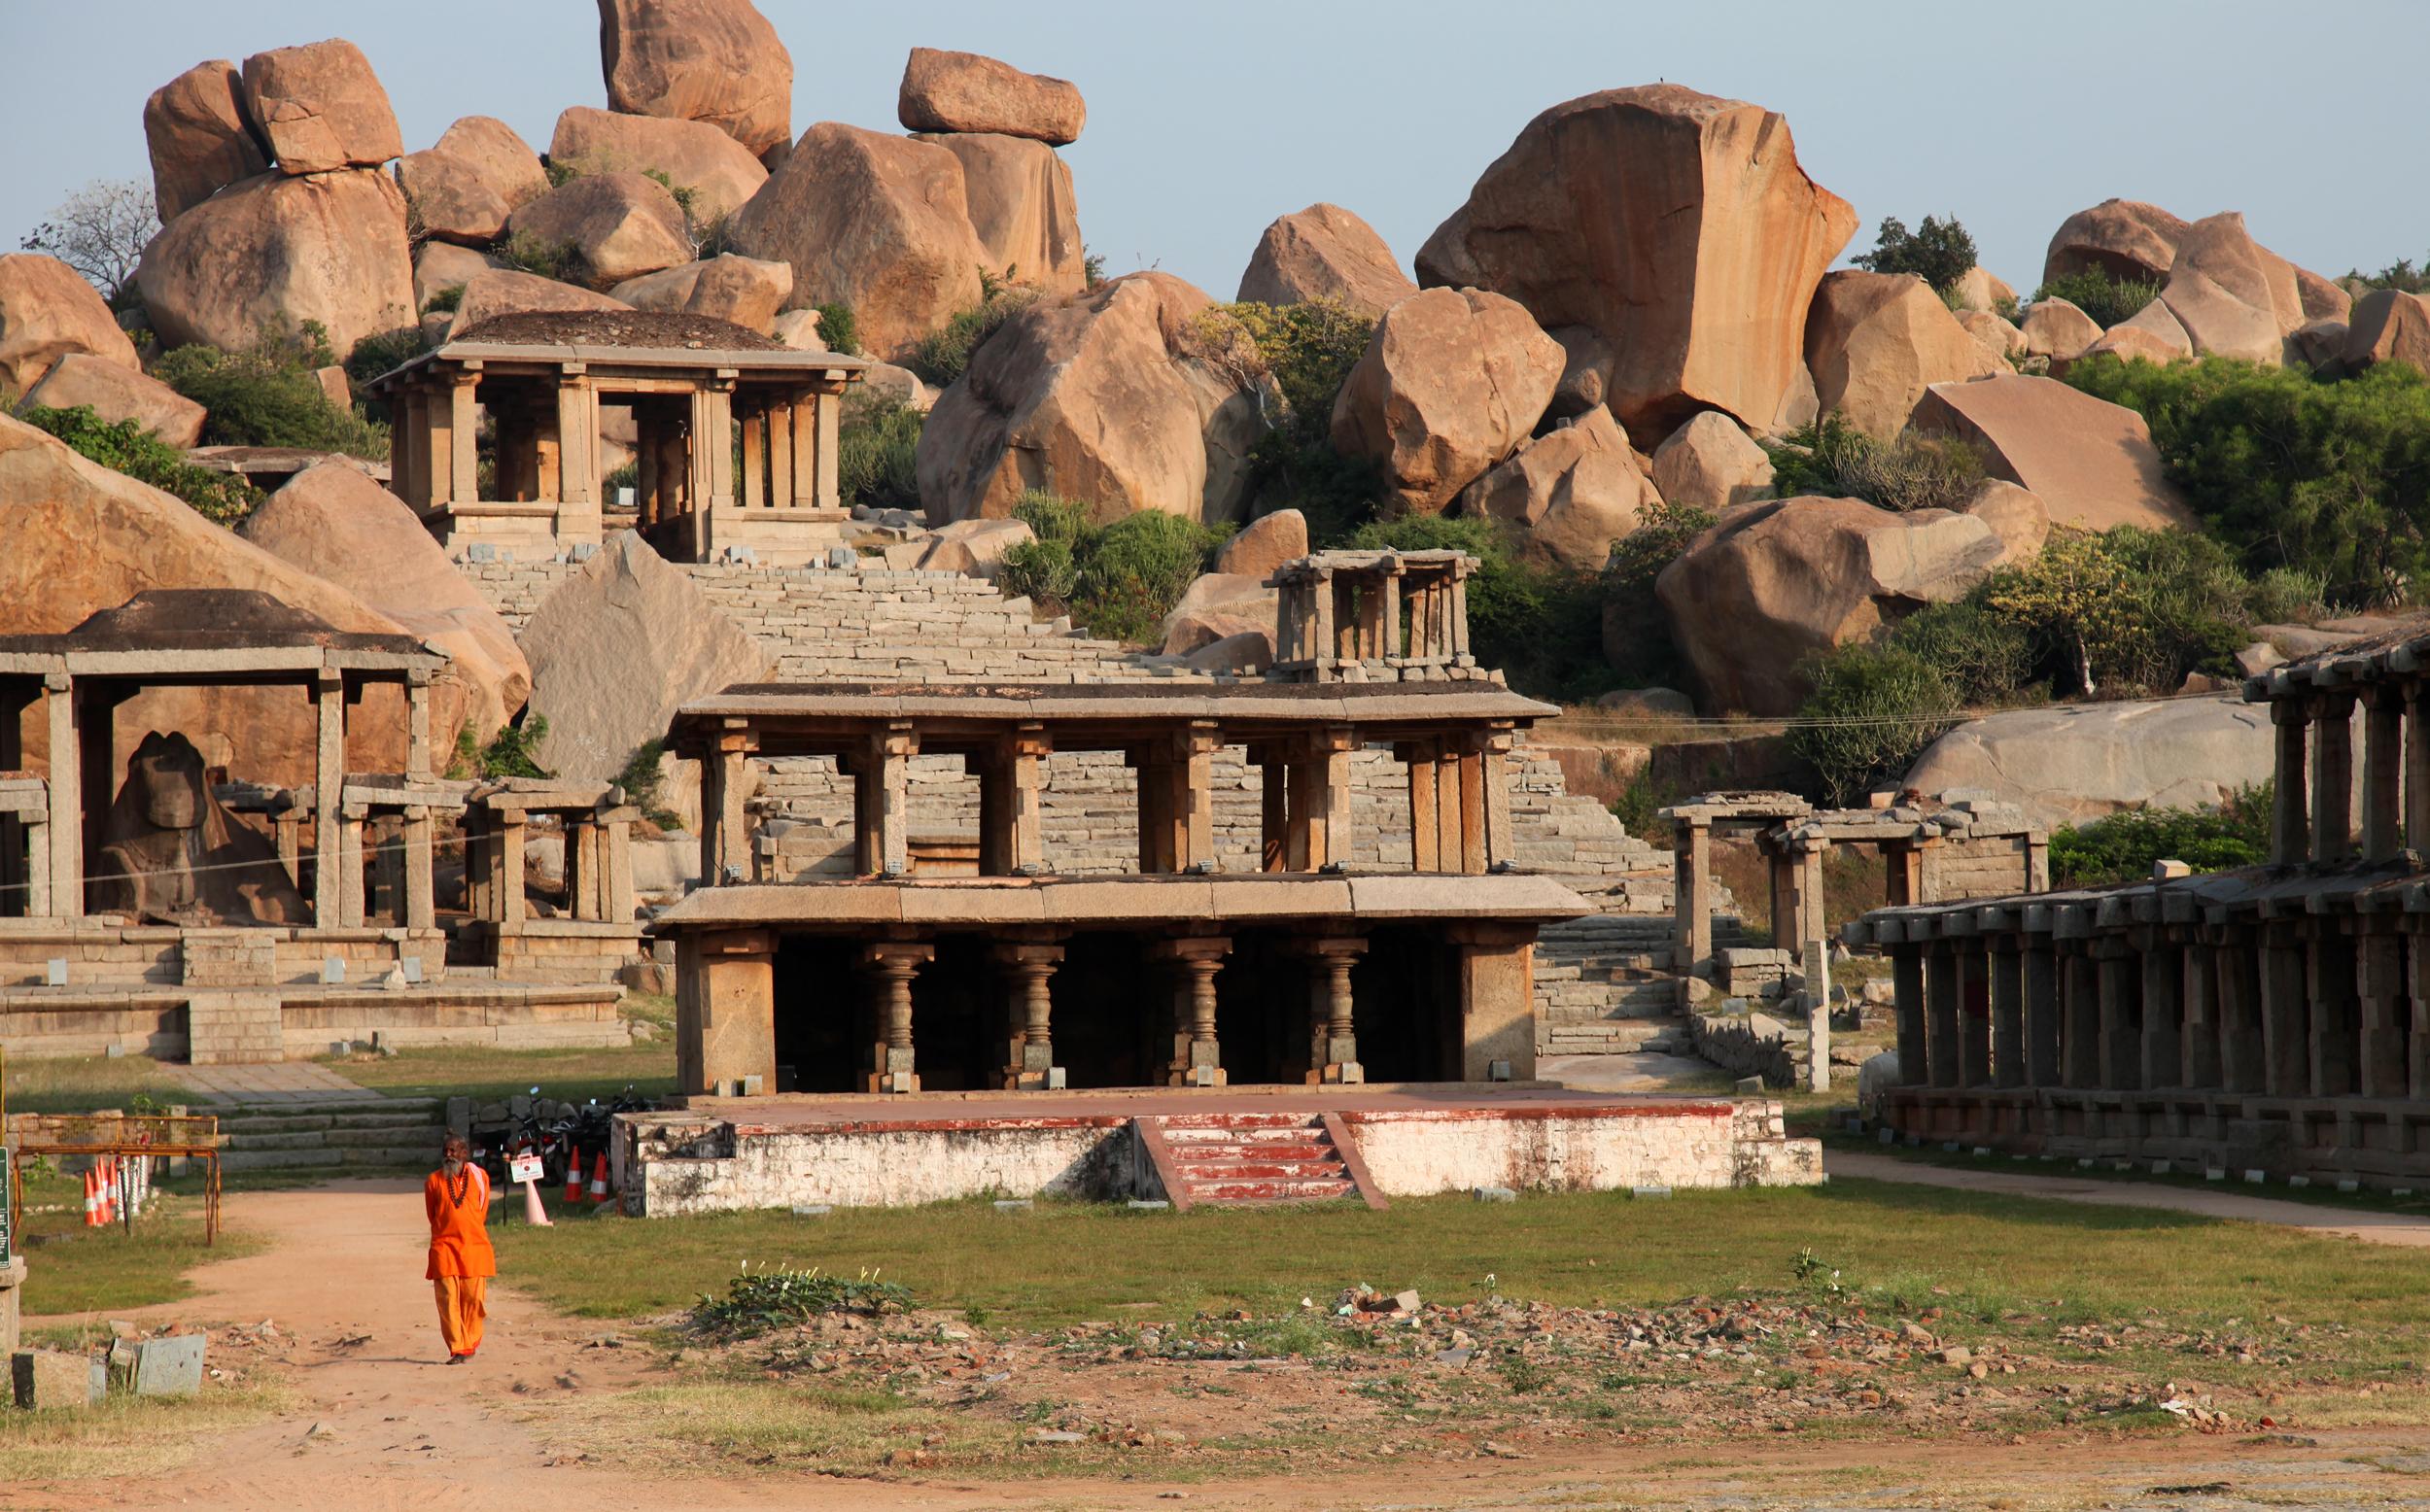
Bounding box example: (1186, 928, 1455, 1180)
(508, 1154, 543, 1186)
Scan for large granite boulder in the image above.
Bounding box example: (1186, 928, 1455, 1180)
(1956, 309, 2025, 360)
(0, 415, 448, 786)
(1908, 374, 2199, 533)
(1946, 265, 2016, 316)
(1237, 203, 1415, 318)
(1961, 480, 2051, 568)
(1457, 407, 1652, 571)
(1804, 271, 2006, 439)
(1904, 695, 2275, 830)
(1654, 495, 2009, 715)
(916, 272, 1268, 525)
(2341, 288, 2430, 376)
(143, 60, 270, 223)
(548, 106, 768, 225)
(413, 242, 496, 310)
(915, 132, 1087, 295)
(23, 355, 206, 448)
(1159, 572, 1276, 658)
(447, 269, 630, 337)
(1329, 286, 1563, 515)
(597, 0, 792, 158)
(726, 122, 990, 363)
(1416, 84, 1857, 442)
(239, 40, 402, 176)
(2045, 198, 2349, 340)
(396, 117, 548, 247)
(2079, 299, 2195, 364)
(2154, 212, 2303, 362)
(1651, 410, 1774, 511)
(2043, 199, 2187, 286)
(242, 463, 530, 741)
(897, 47, 1086, 145)
(2019, 296, 2101, 361)
(1213, 508, 1308, 580)
(503, 171, 692, 291)
(0, 254, 140, 395)
(520, 531, 771, 781)
(608, 254, 791, 332)
(135, 169, 413, 362)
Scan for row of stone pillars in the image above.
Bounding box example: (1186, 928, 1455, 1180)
(2270, 687, 2430, 865)
(852, 933, 1369, 1093)
(1887, 919, 2430, 1102)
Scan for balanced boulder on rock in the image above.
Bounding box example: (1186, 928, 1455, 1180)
(504, 171, 692, 291)
(144, 60, 270, 222)
(1908, 374, 2197, 533)
(897, 47, 1086, 145)
(135, 169, 414, 361)
(1417, 84, 1856, 441)
(240, 39, 402, 176)
(548, 106, 769, 224)
(597, 0, 792, 158)
(1237, 203, 1415, 318)
(23, 355, 206, 448)
(1803, 271, 2005, 440)
(396, 116, 548, 246)
(0, 253, 141, 395)
(1329, 286, 1562, 515)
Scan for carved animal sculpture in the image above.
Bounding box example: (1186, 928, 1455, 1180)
(87, 731, 307, 924)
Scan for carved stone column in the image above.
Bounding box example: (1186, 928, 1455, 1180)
(1299, 936, 1366, 1084)
(860, 940, 934, 1093)
(994, 941, 1065, 1090)
(1153, 936, 1231, 1086)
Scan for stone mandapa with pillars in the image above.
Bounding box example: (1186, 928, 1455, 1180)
(1848, 622, 2430, 1186)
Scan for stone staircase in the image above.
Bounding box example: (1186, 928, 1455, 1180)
(1137, 1113, 1387, 1211)
(214, 1097, 449, 1173)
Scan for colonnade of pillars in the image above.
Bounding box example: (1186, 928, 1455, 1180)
(389, 367, 602, 542)
(1887, 920, 2430, 1103)
(2269, 685, 2430, 865)
(462, 805, 636, 934)
(1272, 563, 1471, 676)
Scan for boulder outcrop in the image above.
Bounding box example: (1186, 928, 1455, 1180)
(2043, 198, 2190, 286)
(1236, 203, 1414, 318)
(2155, 212, 2302, 362)
(1903, 695, 2275, 830)
(1212, 508, 1308, 580)
(1416, 84, 1857, 441)
(597, 0, 792, 158)
(2019, 296, 2101, 361)
(915, 272, 1267, 524)
(1457, 408, 1652, 571)
(897, 47, 1086, 145)
(1955, 309, 2025, 360)
(1654, 495, 2008, 715)
(1946, 265, 2016, 315)
(520, 531, 771, 781)
(396, 116, 547, 246)
(1159, 572, 1276, 658)
(242, 463, 530, 742)
(503, 171, 693, 291)
(22, 355, 206, 448)
(726, 122, 989, 363)
(239, 39, 402, 176)
(0, 254, 140, 395)
(413, 242, 495, 310)
(548, 106, 768, 224)
(1803, 271, 2005, 439)
(134, 169, 414, 361)
(1959, 480, 2050, 568)
(1650, 410, 1774, 511)
(916, 132, 1086, 294)
(1908, 374, 2198, 533)
(447, 269, 630, 337)
(1328, 286, 1562, 515)
(2341, 288, 2430, 376)
(609, 254, 792, 332)
(143, 60, 270, 223)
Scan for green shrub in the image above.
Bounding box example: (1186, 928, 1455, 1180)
(1070, 508, 1223, 645)
(1885, 599, 2034, 706)
(997, 535, 1078, 608)
(344, 326, 430, 393)
(1787, 645, 1962, 806)
(2048, 786, 2271, 887)
(153, 324, 388, 460)
(12, 402, 261, 525)
(2030, 269, 2163, 328)
(1976, 526, 2250, 697)
(835, 395, 922, 513)
(1349, 513, 1613, 703)
(1011, 489, 1090, 546)
(448, 715, 550, 780)
(422, 283, 464, 314)
(904, 277, 1038, 387)
(1851, 214, 1977, 292)
(690, 1264, 913, 1338)
(614, 739, 682, 830)
(1187, 298, 1382, 541)
(1600, 498, 1718, 689)
(2344, 256, 2429, 294)
(2064, 353, 2430, 605)
(2245, 566, 2328, 626)
(496, 229, 581, 285)
(1766, 413, 1986, 512)
(812, 301, 860, 357)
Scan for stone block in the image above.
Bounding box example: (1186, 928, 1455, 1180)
(13, 1349, 102, 1409)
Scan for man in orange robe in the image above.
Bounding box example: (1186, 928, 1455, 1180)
(425, 1133, 497, 1363)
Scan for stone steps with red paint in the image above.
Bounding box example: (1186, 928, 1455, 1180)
(1191, 1177, 1360, 1203)
(1142, 1113, 1383, 1210)
(1173, 1159, 1348, 1181)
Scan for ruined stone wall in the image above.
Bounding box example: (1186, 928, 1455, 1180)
(1919, 834, 2035, 904)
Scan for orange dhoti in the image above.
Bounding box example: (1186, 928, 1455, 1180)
(434, 1275, 488, 1357)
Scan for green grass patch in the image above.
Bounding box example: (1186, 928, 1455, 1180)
(14, 1166, 260, 1316)
(0, 1381, 293, 1482)
(1, 1052, 194, 1116)
(317, 1030, 676, 1107)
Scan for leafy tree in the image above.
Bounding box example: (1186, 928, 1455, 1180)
(2343, 256, 2429, 294)
(1976, 526, 2249, 697)
(811, 301, 860, 357)
(1186, 298, 1382, 541)
(1788, 645, 1961, 806)
(11, 402, 260, 525)
(2064, 353, 2430, 605)
(1884, 599, 2034, 706)
(2030, 269, 2163, 328)
(19, 180, 158, 306)
(1600, 498, 1717, 689)
(1851, 214, 1977, 292)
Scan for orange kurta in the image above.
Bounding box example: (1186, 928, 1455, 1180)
(426, 1165, 496, 1358)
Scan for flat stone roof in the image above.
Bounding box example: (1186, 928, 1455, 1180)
(0, 591, 442, 678)
(675, 679, 1553, 731)
(655, 872, 1592, 931)
(453, 310, 783, 350)
(2244, 616, 2430, 703)
(364, 310, 870, 391)
(1844, 856, 2425, 944)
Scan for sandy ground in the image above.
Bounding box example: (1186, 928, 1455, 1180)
(19, 1179, 2430, 1511)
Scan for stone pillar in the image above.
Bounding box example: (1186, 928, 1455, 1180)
(554, 366, 601, 543)
(676, 927, 775, 1096)
(1451, 922, 1539, 1082)
(2139, 932, 2183, 1089)
(2180, 937, 2221, 1089)
(860, 940, 934, 1093)
(2409, 926, 2430, 1101)
(767, 398, 795, 508)
(2312, 694, 2356, 864)
(2409, 683, 2430, 852)
(1675, 817, 1713, 978)
(337, 809, 366, 928)
(1257, 747, 1287, 873)
(813, 390, 841, 508)
(1799, 931, 1830, 1093)
(1990, 938, 2025, 1089)
(1925, 941, 1961, 1087)
(2062, 947, 2102, 1087)
(2364, 685, 2407, 862)
(739, 403, 765, 509)
(2259, 928, 2310, 1096)
(994, 942, 1064, 1089)
(1480, 728, 1514, 869)
(1958, 943, 1992, 1087)
(402, 805, 434, 932)
(1302, 937, 1366, 1083)
(1455, 739, 1487, 875)
(1307, 568, 1336, 676)
(1891, 943, 1927, 1086)
(700, 733, 751, 885)
(603, 811, 633, 923)
(1155, 937, 1230, 1086)
(2023, 939, 2061, 1086)
(448, 370, 480, 505)
(1402, 739, 1440, 872)
(2272, 699, 2310, 864)
(43, 674, 78, 918)
(2216, 940, 2266, 1094)
(568, 816, 599, 921)
(2096, 945, 2141, 1090)
(494, 812, 527, 938)
(2356, 927, 2408, 1100)
(2306, 925, 2359, 1098)
(857, 725, 915, 877)
(405, 673, 433, 779)
(312, 673, 344, 927)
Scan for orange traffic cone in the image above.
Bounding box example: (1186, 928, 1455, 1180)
(83, 1167, 101, 1227)
(586, 1151, 609, 1204)
(564, 1151, 584, 1205)
(106, 1157, 122, 1220)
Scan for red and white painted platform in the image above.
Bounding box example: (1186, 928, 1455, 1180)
(612, 1083, 1822, 1215)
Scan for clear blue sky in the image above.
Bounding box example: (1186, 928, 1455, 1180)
(6, 1, 2424, 298)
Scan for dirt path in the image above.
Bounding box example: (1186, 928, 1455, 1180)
(1827, 1150, 2430, 1246)
(22, 1179, 2430, 1511)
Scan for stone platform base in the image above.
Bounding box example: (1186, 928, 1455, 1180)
(613, 1084, 1820, 1215)
(0, 980, 629, 1063)
(1882, 1085, 2430, 1190)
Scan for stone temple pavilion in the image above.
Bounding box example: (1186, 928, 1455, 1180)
(363, 311, 866, 566)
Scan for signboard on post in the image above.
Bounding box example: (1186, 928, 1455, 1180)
(508, 1153, 543, 1186)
